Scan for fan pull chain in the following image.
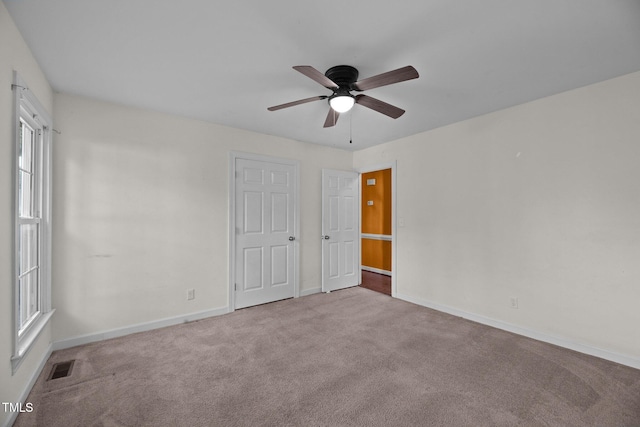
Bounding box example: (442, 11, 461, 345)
(349, 112, 353, 144)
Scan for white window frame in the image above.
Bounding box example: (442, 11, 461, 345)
(11, 72, 54, 373)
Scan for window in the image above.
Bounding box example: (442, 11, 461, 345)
(11, 72, 54, 373)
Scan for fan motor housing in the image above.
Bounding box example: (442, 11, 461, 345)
(325, 65, 359, 89)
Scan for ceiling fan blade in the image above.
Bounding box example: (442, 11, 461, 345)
(323, 108, 340, 128)
(353, 65, 419, 91)
(267, 95, 327, 111)
(293, 66, 339, 90)
(355, 94, 405, 119)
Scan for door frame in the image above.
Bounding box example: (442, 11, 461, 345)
(228, 151, 300, 312)
(356, 161, 397, 297)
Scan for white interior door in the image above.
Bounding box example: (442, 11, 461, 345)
(322, 169, 360, 292)
(234, 157, 297, 309)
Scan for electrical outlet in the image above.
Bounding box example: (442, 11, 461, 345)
(187, 289, 195, 300)
(510, 297, 518, 309)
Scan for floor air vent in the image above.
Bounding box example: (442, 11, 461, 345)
(47, 360, 75, 380)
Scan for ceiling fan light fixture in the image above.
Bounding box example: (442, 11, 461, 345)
(268, 64, 418, 129)
(329, 95, 355, 113)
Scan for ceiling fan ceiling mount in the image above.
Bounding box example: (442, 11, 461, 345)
(324, 65, 359, 91)
(268, 64, 419, 128)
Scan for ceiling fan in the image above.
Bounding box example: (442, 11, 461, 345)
(268, 65, 419, 128)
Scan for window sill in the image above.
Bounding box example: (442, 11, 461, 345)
(11, 309, 55, 374)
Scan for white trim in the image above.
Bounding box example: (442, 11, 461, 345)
(228, 151, 300, 312)
(361, 233, 392, 241)
(396, 292, 640, 370)
(52, 306, 229, 351)
(11, 310, 55, 372)
(362, 266, 392, 276)
(12, 73, 52, 125)
(356, 162, 397, 297)
(3, 343, 53, 427)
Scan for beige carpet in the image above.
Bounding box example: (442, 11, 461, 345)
(16, 287, 640, 426)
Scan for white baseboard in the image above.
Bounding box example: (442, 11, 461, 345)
(300, 287, 321, 297)
(3, 343, 53, 427)
(362, 266, 392, 276)
(396, 292, 640, 371)
(52, 306, 230, 351)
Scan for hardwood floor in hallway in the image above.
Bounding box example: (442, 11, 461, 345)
(360, 270, 391, 296)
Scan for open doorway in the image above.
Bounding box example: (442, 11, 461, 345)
(361, 270, 391, 296)
(360, 167, 393, 296)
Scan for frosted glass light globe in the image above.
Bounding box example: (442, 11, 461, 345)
(329, 95, 355, 113)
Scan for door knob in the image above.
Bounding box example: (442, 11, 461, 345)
(323, 235, 330, 240)
(289, 236, 295, 241)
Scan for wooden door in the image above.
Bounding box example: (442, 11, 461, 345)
(321, 169, 360, 292)
(235, 157, 296, 308)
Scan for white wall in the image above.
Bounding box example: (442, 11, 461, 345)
(0, 3, 54, 426)
(354, 71, 640, 361)
(52, 93, 353, 342)
(3, 4, 639, 422)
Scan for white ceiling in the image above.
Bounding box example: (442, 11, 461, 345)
(5, 0, 640, 151)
